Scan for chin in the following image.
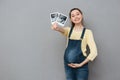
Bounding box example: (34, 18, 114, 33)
(73, 20, 81, 24)
(74, 21, 81, 24)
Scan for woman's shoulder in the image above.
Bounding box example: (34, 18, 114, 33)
(85, 28, 93, 33)
(84, 28, 93, 36)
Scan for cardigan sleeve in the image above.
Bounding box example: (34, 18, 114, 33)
(86, 30, 98, 61)
(61, 27, 70, 37)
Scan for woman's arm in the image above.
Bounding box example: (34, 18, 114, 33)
(86, 30, 98, 61)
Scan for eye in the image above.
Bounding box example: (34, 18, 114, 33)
(76, 13, 80, 15)
(71, 15, 75, 17)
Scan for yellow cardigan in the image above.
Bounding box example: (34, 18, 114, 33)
(62, 27, 98, 61)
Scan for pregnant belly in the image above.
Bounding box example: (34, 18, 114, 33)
(64, 48, 83, 63)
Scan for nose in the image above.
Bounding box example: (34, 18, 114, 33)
(75, 15, 79, 18)
(75, 16, 79, 19)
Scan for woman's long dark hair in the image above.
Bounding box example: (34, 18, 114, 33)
(69, 8, 84, 27)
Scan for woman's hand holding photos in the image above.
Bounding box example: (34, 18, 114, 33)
(51, 22, 59, 31)
(51, 22, 65, 33)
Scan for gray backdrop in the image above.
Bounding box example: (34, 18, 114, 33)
(0, 0, 120, 80)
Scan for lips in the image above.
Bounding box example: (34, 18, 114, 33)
(74, 18, 80, 21)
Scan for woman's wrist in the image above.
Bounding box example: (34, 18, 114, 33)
(80, 58, 90, 66)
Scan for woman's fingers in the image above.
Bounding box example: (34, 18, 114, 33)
(68, 63, 76, 68)
(51, 23, 58, 30)
(68, 63, 81, 68)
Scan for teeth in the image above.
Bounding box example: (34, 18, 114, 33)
(75, 18, 79, 21)
(75, 19, 79, 21)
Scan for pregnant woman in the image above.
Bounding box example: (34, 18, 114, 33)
(51, 8, 98, 80)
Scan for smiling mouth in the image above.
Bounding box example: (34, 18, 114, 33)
(75, 19, 80, 21)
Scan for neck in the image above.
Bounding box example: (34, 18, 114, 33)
(74, 23, 83, 29)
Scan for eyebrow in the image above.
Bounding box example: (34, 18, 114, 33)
(71, 12, 80, 15)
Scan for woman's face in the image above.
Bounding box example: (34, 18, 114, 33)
(70, 10, 83, 24)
